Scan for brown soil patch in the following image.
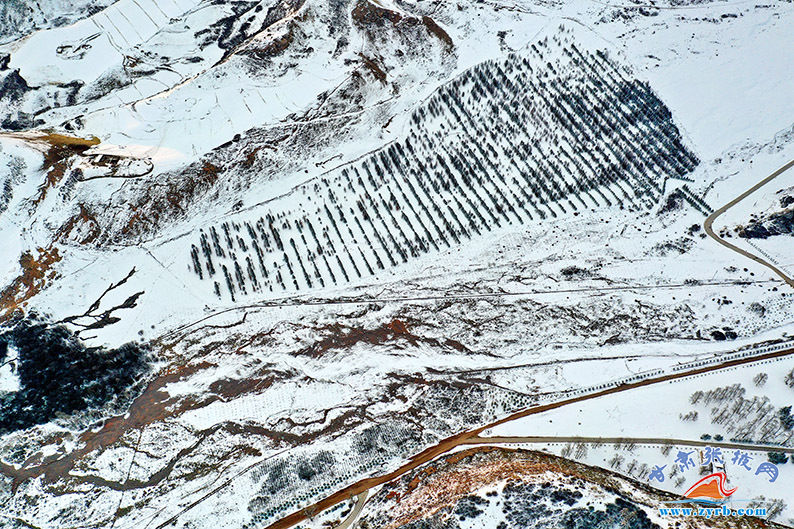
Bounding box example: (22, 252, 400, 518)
(358, 53, 387, 84)
(421, 16, 453, 49)
(120, 206, 144, 237)
(117, 159, 223, 241)
(351, 0, 403, 26)
(0, 247, 62, 321)
(351, 1, 453, 52)
(33, 134, 100, 206)
(251, 24, 295, 59)
(298, 319, 472, 357)
(56, 204, 101, 245)
(381, 448, 567, 528)
(375, 447, 778, 529)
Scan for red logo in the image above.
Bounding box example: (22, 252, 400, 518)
(683, 472, 737, 501)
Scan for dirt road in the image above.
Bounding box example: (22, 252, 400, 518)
(332, 492, 368, 529)
(261, 344, 794, 529)
(160, 277, 780, 343)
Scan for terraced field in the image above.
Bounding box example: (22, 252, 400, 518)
(189, 30, 700, 300)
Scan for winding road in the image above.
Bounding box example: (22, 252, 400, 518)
(328, 434, 792, 529)
(333, 492, 368, 529)
(261, 342, 794, 529)
(703, 159, 794, 288)
(144, 160, 794, 529)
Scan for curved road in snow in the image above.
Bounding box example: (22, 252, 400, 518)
(261, 343, 794, 529)
(703, 159, 794, 288)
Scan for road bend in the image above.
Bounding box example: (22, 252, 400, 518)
(262, 344, 794, 529)
(704, 159, 794, 288)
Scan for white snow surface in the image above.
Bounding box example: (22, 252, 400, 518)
(0, 0, 793, 528)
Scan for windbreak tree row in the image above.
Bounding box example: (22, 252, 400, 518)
(189, 31, 699, 300)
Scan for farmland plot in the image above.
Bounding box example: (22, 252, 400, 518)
(189, 30, 700, 300)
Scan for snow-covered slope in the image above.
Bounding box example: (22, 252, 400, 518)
(1, 0, 793, 528)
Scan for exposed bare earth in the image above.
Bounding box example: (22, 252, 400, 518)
(260, 345, 794, 529)
(357, 446, 783, 529)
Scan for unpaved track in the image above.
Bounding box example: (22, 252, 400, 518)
(261, 345, 794, 529)
(327, 436, 790, 528)
(704, 159, 794, 288)
(160, 278, 780, 342)
(332, 492, 368, 529)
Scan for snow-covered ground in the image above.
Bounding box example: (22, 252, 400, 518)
(487, 353, 794, 520)
(1, 0, 793, 528)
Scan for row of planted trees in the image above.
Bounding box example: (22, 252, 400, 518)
(190, 34, 700, 300)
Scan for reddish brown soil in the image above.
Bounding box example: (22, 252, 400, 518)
(371, 447, 778, 529)
(33, 134, 100, 206)
(0, 247, 62, 321)
(351, 1, 453, 52)
(358, 53, 387, 84)
(351, 0, 403, 26)
(298, 319, 471, 357)
(56, 204, 101, 245)
(115, 160, 223, 241)
(261, 346, 794, 529)
(421, 16, 453, 49)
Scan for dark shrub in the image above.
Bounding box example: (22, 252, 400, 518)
(0, 317, 148, 433)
